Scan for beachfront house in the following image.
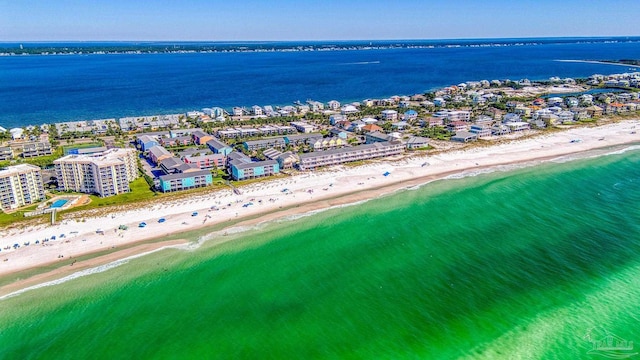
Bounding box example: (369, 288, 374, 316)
(492, 124, 511, 135)
(540, 113, 560, 126)
(232, 107, 244, 117)
(506, 122, 531, 132)
(327, 100, 341, 111)
(341, 105, 359, 115)
(585, 105, 603, 117)
(307, 100, 324, 112)
(557, 111, 576, 124)
(251, 105, 263, 116)
(469, 124, 492, 138)
(405, 136, 429, 150)
(451, 131, 478, 143)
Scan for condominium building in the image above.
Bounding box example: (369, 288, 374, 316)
(298, 141, 404, 170)
(54, 148, 138, 197)
(227, 151, 279, 181)
(0, 164, 46, 211)
(469, 124, 492, 138)
(22, 142, 53, 158)
(157, 170, 213, 193)
(243, 137, 287, 151)
(0, 147, 14, 161)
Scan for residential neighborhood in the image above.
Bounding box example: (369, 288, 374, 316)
(2, 71, 640, 214)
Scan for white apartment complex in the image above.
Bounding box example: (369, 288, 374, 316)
(54, 148, 138, 197)
(0, 164, 46, 211)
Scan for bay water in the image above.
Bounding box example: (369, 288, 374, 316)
(2, 38, 640, 128)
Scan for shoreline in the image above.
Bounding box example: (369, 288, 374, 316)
(0, 120, 639, 296)
(0, 239, 187, 299)
(555, 59, 640, 69)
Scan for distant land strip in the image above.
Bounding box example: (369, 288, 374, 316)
(556, 59, 640, 68)
(2, 37, 640, 56)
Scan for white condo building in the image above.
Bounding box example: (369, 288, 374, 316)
(54, 148, 138, 197)
(0, 164, 46, 211)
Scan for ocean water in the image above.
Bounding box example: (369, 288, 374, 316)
(1, 38, 640, 128)
(1, 146, 639, 359)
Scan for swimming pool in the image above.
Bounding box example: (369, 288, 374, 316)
(50, 199, 68, 208)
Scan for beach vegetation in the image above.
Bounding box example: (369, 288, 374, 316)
(20, 147, 64, 168)
(58, 177, 157, 216)
(419, 126, 451, 140)
(0, 130, 10, 142)
(0, 204, 42, 227)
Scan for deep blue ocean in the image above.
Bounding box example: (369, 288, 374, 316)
(1, 38, 640, 129)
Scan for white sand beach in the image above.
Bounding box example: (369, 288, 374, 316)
(0, 120, 638, 285)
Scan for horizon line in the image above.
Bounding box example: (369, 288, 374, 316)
(2, 35, 640, 43)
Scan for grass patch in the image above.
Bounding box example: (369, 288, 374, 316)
(0, 204, 46, 228)
(77, 178, 157, 210)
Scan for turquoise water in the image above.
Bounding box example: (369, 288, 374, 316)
(1, 147, 640, 359)
(50, 199, 68, 208)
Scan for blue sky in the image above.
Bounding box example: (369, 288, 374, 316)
(2, 0, 639, 41)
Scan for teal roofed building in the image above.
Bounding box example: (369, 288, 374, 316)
(403, 109, 418, 120)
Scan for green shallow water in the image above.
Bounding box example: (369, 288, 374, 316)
(1, 146, 640, 359)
